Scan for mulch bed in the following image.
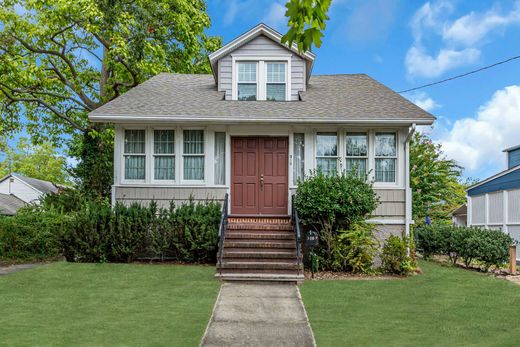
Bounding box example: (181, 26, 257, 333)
(303, 271, 408, 281)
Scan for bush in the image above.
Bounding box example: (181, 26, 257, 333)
(0, 207, 67, 260)
(62, 199, 221, 263)
(381, 235, 414, 275)
(331, 222, 378, 273)
(295, 171, 379, 270)
(416, 225, 513, 270)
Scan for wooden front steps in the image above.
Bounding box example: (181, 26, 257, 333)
(216, 216, 303, 283)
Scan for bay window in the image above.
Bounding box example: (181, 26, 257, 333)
(183, 130, 205, 181)
(316, 132, 338, 176)
(266, 63, 286, 101)
(375, 133, 397, 183)
(124, 129, 146, 180)
(346, 133, 368, 178)
(237, 62, 257, 101)
(153, 130, 175, 181)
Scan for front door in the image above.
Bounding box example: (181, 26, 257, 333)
(231, 137, 288, 215)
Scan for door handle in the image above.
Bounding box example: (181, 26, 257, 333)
(260, 174, 264, 190)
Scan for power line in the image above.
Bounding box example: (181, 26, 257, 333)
(398, 54, 520, 94)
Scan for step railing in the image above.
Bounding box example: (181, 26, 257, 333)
(217, 193, 229, 276)
(291, 195, 303, 276)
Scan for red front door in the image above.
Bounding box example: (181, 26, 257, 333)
(231, 137, 288, 215)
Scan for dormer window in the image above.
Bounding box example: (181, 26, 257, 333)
(237, 62, 258, 101)
(232, 58, 290, 101)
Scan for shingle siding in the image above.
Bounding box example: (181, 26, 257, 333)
(508, 148, 520, 169)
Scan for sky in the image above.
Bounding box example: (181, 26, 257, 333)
(206, 0, 520, 180)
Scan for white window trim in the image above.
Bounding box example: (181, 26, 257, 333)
(121, 127, 147, 184)
(374, 131, 399, 185)
(314, 131, 340, 175)
(151, 127, 177, 184)
(181, 128, 206, 184)
(231, 55, 291, 101)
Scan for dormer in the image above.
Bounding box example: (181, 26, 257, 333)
(209, 23, 315, 101)
(503, 145, 520, 169)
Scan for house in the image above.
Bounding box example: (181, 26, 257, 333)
(88, 24, 435, 281)
(0, 173, 61, 215)
(451, 204, 467, 226)
(466, 145, 520, 261)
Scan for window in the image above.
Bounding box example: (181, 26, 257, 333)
(153, 130, 175, 180)
(183, 130, 204, 180)
(124, 129, 146, 180)
(214, 132, 226, 185)
(266, 63, 286, 101)
(345, 133, 368, 178)
(375, 133, 397, 183)
(316, 132, 338, 176)
(293, 133, 305, 184)
(237, 62, 257, 100)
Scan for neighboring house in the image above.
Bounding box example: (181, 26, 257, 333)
(88, 24, 435, 280)
(467, 145, 520, 261)
(0, 173, 60, 207)
(451, 204, 467, 226)
(0, 193, 26, 216)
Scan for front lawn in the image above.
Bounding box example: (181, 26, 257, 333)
(301, 260, 520, 346)
(0, 262, 219, 346)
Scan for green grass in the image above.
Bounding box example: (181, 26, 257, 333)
(301, 260, 520, 347)
(0, 262, 219, 346)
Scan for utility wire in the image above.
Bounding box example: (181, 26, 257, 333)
(398, 54, 520, 93)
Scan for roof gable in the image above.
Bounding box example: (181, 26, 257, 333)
(467, 165, 520, 196)
(208, 23, 315, 83)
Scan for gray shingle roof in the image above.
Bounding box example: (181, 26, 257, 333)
(89, 73, 435, 124)
(14, 175, 60, 194)
(0, 193, 26, 215)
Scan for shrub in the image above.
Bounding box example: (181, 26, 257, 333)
(294, 171, 379, 270)
(416, 225, 513, 270)
(331, 221, 378, 273)
(0, 207, 67, 260)
(381, 235, 414, 275)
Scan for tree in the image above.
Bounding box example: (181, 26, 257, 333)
(0, 0, 221, 195)
(0, 137, 70, 184)
(282, 0, 331, 52)
(410, 132, 467, 224)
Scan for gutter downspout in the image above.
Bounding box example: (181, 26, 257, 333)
(405, 123, 416, 240)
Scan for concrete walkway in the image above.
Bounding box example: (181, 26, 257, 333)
(200, 283, 316, 347)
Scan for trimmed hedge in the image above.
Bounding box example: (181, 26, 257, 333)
(416, 225, 513, 270)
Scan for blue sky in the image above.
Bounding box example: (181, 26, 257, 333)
(207, 0, 520, 180)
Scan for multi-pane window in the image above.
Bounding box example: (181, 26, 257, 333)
(266, 63, 286, 101)
(237, 62, 257, 101)
(153, 130, 175, 180)
(183, 130, 204, 180)
(375, 133, 397, 183)
(346, 133, 368, 178)
(316, 132, 338, 176)
(214, 132, 226, 185)
(293, 133, 305, 184)
(124, 130, 146, 180)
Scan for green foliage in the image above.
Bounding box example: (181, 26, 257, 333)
(331, 222, 377, 273)
(295, 171, 379, 269)
(381, 235, 414, 275)
(0, 207, 67, 260)
(282, 0, 331, 52)
(410, 132, 467, 225)
(62, 199, 221, 263)
(0, 137, 70, 184)
(416, 225, 514, 270)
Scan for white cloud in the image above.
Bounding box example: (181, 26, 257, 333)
(443, 2, 520, 46)
(405, 0, 520, 78)
(262, 1, 286, 30)
(408, 92, 440, 112)
(437, 85, 520, 172)
(405, 46, 480, 78)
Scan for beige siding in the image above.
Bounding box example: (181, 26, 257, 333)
(115, 186, 227, 209)
(217, 35, 306, 101)
(372, 189, 405, 219)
